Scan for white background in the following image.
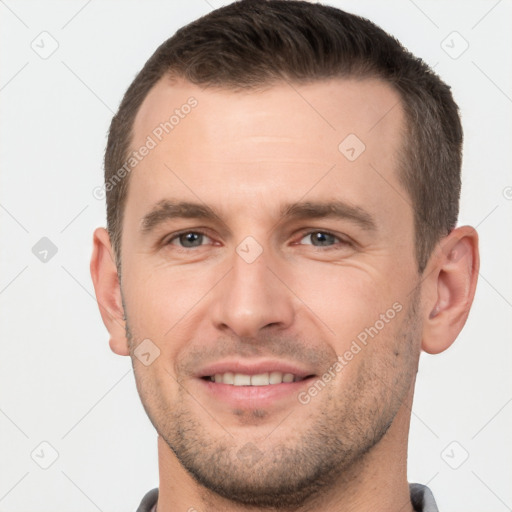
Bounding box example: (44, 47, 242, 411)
(0, 1, 511, 510)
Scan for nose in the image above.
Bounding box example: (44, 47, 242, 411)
(211, 245, 295, 339)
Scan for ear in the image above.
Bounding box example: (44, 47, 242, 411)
(90, 227, 129, 356)
(421, 226, 480, 354)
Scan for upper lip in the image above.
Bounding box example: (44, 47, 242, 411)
(196, 359, 316, 379)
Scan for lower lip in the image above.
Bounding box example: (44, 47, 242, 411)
(197, 377, 316, 408)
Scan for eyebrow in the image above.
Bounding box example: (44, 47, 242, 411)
(140, 199, 377, 234)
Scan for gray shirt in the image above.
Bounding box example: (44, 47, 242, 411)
(136, 483, 439, 511)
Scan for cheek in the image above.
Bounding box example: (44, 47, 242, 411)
(285, 263, 397, 342)
(121, 263, 223, 375)
(123, 262, 209, 325)
(124, 255, 402, 338)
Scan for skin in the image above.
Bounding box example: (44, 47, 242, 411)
(91, 76, 479, 512)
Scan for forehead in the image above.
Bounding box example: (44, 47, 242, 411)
(132, 75, 405, 157)
(127, 76, 408, 230)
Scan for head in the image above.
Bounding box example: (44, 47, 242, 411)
(104, 0, 463, 277)
(91, 0, 479, 507)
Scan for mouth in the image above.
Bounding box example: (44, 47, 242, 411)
(201, 371, 314, 386)
(195, 360, 318, 408)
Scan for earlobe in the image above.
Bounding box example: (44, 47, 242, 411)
(421, 226, 479, 354)
(90, 227, 130, 356)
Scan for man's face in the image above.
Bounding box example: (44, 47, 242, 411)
(121, 77, 422, 506)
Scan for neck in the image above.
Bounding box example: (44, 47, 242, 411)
(155, 387, 415, 512)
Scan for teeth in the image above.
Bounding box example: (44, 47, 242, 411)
(210, 371, 299, 386)
(223, 372, 234, 385)
(251, 373, 270, 386)
(269, 371, 283, 384)
(233, 373, 251, 386)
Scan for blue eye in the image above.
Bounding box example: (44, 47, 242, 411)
(168, 232, 211, 248)
(299, 231, 342, 247)
(164, 230, 349, 252)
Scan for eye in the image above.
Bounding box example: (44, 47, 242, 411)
(167, 231, 212, 248)
(298, 231, 347, 248)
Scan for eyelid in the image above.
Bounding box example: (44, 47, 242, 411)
(294, 229, 354, 247)
(164, 228, 215, 247)
(161, 228, 355, 250)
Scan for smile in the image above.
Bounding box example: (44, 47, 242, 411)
(204, 371, 310, 385)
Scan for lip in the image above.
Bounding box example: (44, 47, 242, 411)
(194, 359, 317, 409)
(197, 375, 317, 408)
(196, 359, 315, 380)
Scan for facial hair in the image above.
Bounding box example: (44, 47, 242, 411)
(125, 289, 422, 510)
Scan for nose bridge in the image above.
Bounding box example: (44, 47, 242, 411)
(212, 240, 294, 338)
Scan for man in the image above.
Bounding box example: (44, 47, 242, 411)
(90, 1, 479, 510)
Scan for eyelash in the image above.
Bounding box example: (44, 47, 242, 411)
(164, 229, 352, 251)
(295, 230, 352, 250)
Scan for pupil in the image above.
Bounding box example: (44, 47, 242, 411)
(181, 232, 202, 247)
(313, 232, 333, 246)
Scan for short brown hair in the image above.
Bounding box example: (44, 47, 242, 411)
(104, 0, 462, 274)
